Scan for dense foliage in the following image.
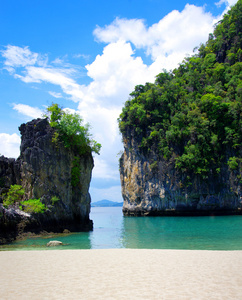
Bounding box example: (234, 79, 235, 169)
(46, 103, 101, 155)
(3, 185, 47, 214)
(20, 199, 47, 214)
(2, 185, 25, 207)
(119, 1, 242, 177)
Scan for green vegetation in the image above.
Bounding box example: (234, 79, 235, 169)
(46, 103, 101, 187)
(51, 196, 60, 205)
(47, 103, 101, 187)
(3, 185, 25, 207)
(20, 199, 47, 214)
(228, 156, 240, 170)
(46, 103, 101, 155)
(118, 1, 242, 177)
(2, 184, 47, 214)
(71, 156, 81, 187)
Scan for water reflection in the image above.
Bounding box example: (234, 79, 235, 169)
(90, 207, 125, 249)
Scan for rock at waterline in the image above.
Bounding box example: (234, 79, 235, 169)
(0, 117, 94, 245)
(46, 241, 63, 247)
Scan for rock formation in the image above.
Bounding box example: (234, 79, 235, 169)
(119, 2, 242, 216)
(120, 129, 242, 216)
(0, 118, 93, 244)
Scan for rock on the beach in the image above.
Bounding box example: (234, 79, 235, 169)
(47, 241, 63, 247)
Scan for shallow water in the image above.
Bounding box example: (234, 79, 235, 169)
(1, 206, 242, 250)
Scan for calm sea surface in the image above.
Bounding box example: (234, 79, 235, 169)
(1, 206, 242, 250)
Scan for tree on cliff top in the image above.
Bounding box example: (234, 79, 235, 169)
(46, 103, 101, 155)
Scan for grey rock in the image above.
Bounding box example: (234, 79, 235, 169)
(0, 118, 94, 244)
(119, 128, 242, 216)
(47, 240, 63, 247)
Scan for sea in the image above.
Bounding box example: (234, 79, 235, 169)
(1, 206, 242, 251)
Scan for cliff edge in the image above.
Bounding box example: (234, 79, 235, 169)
(120, 128, 241, 216)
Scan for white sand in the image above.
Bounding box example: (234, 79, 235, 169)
(0, 249, 241, 300)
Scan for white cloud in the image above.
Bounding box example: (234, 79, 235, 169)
(94, 4, 215, 63)
(73, 53, 90, 60)
(13, 104, 43, 119)
(216, 0, 238, 15)
(63, 108, 77, 115)
(1, 45, 47, 72)
(94, 18, 147, 47)
(48, 91, 63, 98)
(51, 57, 66, 65)
(14, 66, 84, 102)
(0, 133, 20, 158)
(216, 0, 238, 7)
(1, 46, 84, 102)
(92, 157, 119, 180)
(84, 40, 155, 103)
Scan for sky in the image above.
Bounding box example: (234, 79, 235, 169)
(0, 0, 238, 202)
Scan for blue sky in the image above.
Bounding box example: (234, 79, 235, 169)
(0, 0, 238, 202)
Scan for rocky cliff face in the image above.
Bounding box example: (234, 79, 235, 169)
(0, 118, 93, 243)
(120, 129, 242, 216)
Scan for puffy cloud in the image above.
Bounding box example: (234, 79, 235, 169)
(94, 18, 147, 47)
(92, 157, 120, 180)
(84, 40, 156, 105)
(0, 133, 20, 158)
(13, 104, 43, 119)
(77, 101, 123, 180)
(94, 4, 215, 63)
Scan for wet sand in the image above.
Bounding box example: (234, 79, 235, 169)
(0, 249, 241, 299)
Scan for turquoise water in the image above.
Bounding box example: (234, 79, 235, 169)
(1, 206, 242, 250)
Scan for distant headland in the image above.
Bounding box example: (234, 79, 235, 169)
(91, 200, 123, 207)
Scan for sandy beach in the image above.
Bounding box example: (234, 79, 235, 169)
(0, 249, 241, 300)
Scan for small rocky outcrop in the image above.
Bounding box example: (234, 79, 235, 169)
(120, 129, 242, 216)
(46, 241, 63, 247)
(0, 118, 93, 244)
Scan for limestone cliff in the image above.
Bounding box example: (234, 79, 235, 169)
(0, 118, 93, 243)
(120, 129, 242, 216)
(119, 3, 242, 216)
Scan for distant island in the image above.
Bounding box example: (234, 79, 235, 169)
(91, 200, 123, 207)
